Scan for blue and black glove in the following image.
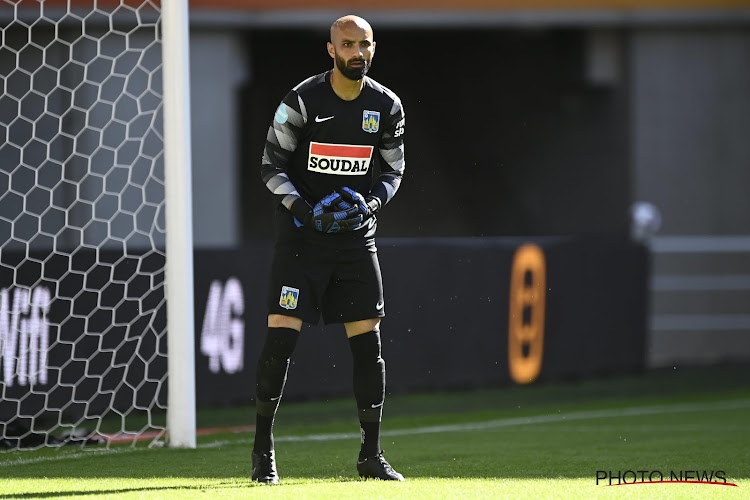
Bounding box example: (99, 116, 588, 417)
(304, 192, 363, 233)
(337, 187, 381, 220)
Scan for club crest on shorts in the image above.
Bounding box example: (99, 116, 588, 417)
(279, 286, 299, 310)
(362, 110, 380, 133)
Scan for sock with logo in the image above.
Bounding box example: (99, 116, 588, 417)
(348, 330, 385, 460)
(253, 326, 300, 453)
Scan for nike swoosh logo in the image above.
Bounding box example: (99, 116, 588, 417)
(375, 302, 384, 311)
(371, 402, 383, 409)
(315, 115, 334, 122)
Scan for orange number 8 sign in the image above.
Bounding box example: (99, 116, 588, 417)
(508, 243, 546, 384)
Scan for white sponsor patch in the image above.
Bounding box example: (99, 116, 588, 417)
(308, 142, 373, 175)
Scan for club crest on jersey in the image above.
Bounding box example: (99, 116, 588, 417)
(279, 286, 299, 310)
(308, 142, 373, 176)
(362, 110, 380, 133)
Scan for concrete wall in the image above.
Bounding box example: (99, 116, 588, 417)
(189, 31, 249, 247)
(630, 28, 750, 366)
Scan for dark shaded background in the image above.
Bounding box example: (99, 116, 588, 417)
(240, 28, 630, 239)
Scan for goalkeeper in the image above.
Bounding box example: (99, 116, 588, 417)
(252, 14, 406, 484)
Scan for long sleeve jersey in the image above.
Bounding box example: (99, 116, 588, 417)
(260, 70, 405, 248)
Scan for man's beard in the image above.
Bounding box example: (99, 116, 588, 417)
(335, 52, 370, 81)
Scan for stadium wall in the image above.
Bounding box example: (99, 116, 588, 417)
(0, 236, 647, 414)
(191, 237, 647, 406)
(630, 29, 750, 367)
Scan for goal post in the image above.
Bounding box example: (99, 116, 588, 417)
(162, 0, 196, 449)
(0, 0, 196, 449)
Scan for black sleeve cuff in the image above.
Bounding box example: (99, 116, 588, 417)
(290, 197, 312, 224)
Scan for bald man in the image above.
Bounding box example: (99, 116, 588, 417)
(252, 15, 406, 483)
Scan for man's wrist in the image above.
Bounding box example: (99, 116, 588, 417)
(365, 196, 381, 215)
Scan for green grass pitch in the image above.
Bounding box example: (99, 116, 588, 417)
(1, 364, 748, 499)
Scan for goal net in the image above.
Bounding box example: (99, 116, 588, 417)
(0, 0, 182, 449)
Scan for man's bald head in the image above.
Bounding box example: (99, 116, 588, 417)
(330, 15, 373, 44)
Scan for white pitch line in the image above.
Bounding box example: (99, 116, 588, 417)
(2, 398, 748, 468)
(273, 398, 750, 443)
(0, 447, 135, 467)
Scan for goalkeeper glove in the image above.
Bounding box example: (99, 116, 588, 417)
(305, 192, 363, 233)
(337, 187, 381, 220)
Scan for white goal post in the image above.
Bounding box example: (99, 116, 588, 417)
(162, 0, 196, 449)
(0, 0, 195, 449)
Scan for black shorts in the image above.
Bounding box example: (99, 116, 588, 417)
(267, 240, 385, 325)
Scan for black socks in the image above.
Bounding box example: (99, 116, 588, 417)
(348, 330, 386, 459)
(253, 327, 299, 453)
(254, 327, 387, 460)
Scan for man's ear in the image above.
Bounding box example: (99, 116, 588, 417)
(327, 42, 335, 59)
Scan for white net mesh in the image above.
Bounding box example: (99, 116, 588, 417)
(0, 1, 168, 449)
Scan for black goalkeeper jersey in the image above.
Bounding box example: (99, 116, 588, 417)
(260, 70, 405, 248)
